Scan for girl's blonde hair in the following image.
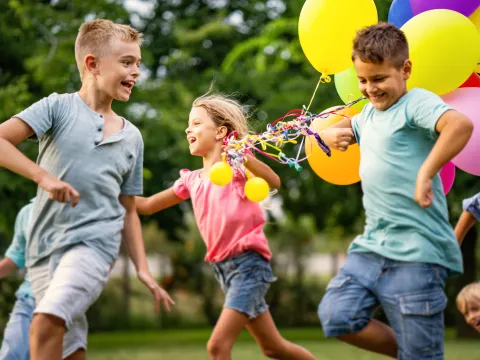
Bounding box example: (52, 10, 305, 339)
(192, 92, 250, 139)
(457, 281, 480, 315)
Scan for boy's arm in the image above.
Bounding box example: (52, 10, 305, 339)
(243, 154, 281, 189)
(317, 118, 357, 151)
(415, 110, 473, 208)
(120, 195, 175, 312)
(0, 118, 79, 206)
(136, 188, 183, 215)
(0, 258, 19, 279)
(454, 211, 477, 245)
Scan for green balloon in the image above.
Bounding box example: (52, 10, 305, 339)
(334, 66, 368, 111)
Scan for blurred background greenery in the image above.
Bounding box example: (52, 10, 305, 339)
(0, 0, 479, 357)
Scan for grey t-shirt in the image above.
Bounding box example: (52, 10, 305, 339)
(15, 92, 144, 267)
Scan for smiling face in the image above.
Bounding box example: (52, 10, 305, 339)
(354, 57, 411, 111)
(94, 38, 141, 102)
(185, 106, 226, 157)
(462, 301, 480, 333)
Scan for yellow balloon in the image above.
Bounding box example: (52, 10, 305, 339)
(244, 177, 269, 202)
(402, 9, 480, 95)
(305, 107, 361, 185)
(209, 162, 233, 186)
(470, 5, 480, 73)
(298, 0, 378, 76)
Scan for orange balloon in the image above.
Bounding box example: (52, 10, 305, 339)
(305, 107, 361, 185)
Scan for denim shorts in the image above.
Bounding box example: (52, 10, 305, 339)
(0, 295, 35, 360)
(212, 250, 277, 319)
(318, 252, 449, 360)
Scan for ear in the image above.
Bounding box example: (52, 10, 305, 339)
(402, 59, 412, 81)
(216, 126, 228, 140)
(84, 54, 99, 76)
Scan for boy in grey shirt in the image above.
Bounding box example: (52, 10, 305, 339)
(0, 19, 174, 360)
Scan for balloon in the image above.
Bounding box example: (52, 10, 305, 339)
(460, 72, 480, 88)
(388, 0, 414, 28)
(305, 107, 361, 185)
(410, 0, 480, 17)
(440, 161, 455, 195)
(335, 66, 369, 111)
(470, 6, 480, 73)
(209, 161, 233, 186)
(244, 177, 270, 202)
(298, 0, 378, 77)
(402, 10, 480, 95)
(442, 88, 480, 176)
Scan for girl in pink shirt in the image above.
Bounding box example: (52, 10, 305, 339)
(136, 93, 316, 360)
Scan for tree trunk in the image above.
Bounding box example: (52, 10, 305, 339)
(455, 226, 479, 339)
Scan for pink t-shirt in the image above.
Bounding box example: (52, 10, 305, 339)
(173, 169, 272, 263)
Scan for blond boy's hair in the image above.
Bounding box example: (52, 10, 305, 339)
(192, 92, 250, 139)
(456, 281, 480, 315)
(75, 19, 143, 79)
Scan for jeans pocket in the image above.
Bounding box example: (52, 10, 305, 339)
(326, 275, 351, 291)
(398, 289, 447, 353)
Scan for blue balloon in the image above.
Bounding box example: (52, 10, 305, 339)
(388, 0, 414, 28)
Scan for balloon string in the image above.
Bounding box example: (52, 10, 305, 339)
(304, 74, 323, 113)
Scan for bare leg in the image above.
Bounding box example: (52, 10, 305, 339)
(207, 308, 249, 360)
(30, 313, 65, 360)
(337, 319, 397, 358)
(246, 310, 317, 359)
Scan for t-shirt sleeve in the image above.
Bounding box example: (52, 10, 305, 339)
(13, 93, 65, 139)
(463, 193, 480, 221)
(351, 104, 370, 144)
(173, 169, 193, 200)
(4, 204, 31, 269)
(121, 137, 144, 195)
(406, 89, 453, 138)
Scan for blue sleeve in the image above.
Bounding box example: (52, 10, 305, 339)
(4, 204, 32, 269)
(14, 93, 65, 139)
(121, 135, 144, 195)
(406, 89, 453, 139)
(463, 193, 480, 221)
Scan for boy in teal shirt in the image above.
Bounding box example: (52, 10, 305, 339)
(318, 23, 473, 359)
(0, 199, 35, 360)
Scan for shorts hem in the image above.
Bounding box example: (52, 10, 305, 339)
(33, 308, 72, 329)
(322, 322, 368, 338)
(63, 342, 86, 359)
(223, 304, 269, 320)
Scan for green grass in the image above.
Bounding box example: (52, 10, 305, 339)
(88, 328, 480, 360)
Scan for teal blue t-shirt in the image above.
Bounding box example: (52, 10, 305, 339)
(5, 199, 35, 299)
(349, 88, 462, 274)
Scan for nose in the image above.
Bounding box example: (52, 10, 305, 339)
(185, 127, 191, 134)
(131, 64, 140, 79)
(366, 82, 377, 94)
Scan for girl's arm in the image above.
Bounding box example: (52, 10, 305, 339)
(454, 211, 477, 246)
(136, 188, 184, 215)
(244, 154, 281, 189)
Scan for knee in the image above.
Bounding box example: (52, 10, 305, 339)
(207, 338, 231, 358)
(261, 343, 287, 359)
(30, 314, 65, 343)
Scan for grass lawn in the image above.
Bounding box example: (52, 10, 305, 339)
(88, 328, 480, 360)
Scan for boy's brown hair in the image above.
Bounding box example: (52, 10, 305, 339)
(75, 19, 143, 79)
(352, 22, 409, 69)
(456, 281, 480, 315)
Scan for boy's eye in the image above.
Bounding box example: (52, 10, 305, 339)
(359, 80, 366, 84)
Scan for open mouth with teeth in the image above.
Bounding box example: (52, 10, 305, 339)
(188, 136, 197, 145)
(121, 81, 135, 93)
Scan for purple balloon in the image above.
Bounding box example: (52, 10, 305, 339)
(440, 161, 455, 195)
(411, 0, 480, 17)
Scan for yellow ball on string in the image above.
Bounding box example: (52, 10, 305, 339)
(244, 177, 269, 202)
(209, 161, 233, 186)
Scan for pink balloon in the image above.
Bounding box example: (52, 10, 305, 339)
(440, 161, 455, 194)
(441, 88, 480, 176)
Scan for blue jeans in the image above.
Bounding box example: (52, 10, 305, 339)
(318, 252, 449, 360)
(212, 251, 277, 319)
(0, 295, 35, 360)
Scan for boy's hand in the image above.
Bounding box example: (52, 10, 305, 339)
(35, 171, 80, 207)
(414, 173, 434, 208)
(138, 270, 175, 312)
(321, 128, 355, 151)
